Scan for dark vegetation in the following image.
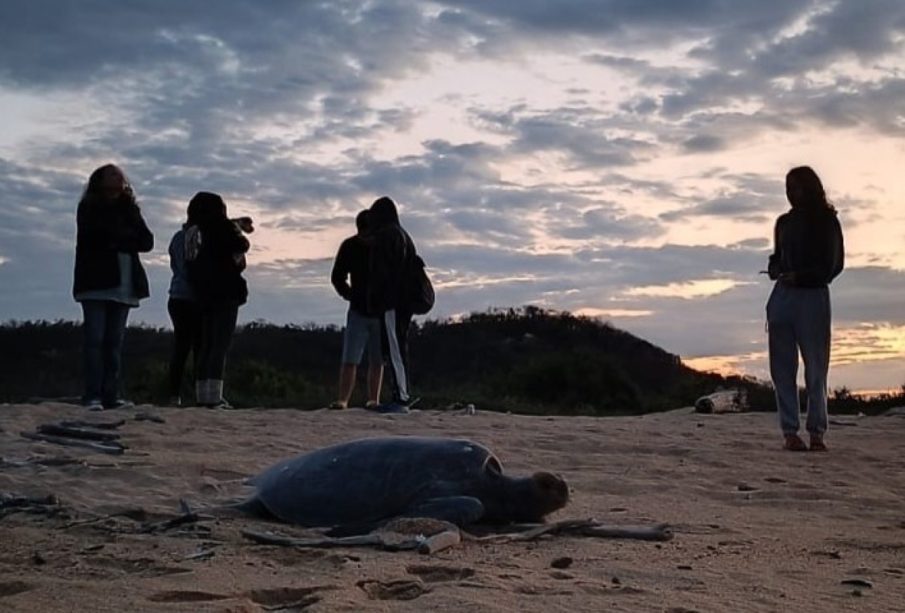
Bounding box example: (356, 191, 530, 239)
(1, 306, 901, 416)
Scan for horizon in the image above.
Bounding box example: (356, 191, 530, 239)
(1, 2, 904, 392)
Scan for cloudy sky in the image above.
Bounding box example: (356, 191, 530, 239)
(1, 1, 904, 392)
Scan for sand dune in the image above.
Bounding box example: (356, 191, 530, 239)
(1, 402, 904, 612)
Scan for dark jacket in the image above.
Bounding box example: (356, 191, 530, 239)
(73, 196, 153, 299)
(188, 219, 250, 306)
(331, 235, 371, 315)
(368, 199, 416, 314)
(768, 207, 844, 287)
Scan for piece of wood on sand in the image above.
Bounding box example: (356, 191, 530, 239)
(20, 431, 126, 455)
(474, 518, 674, 543)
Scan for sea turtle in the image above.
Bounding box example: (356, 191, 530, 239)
(236, 436, 569, 533)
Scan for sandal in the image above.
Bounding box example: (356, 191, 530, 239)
(783, 434, 808, 452)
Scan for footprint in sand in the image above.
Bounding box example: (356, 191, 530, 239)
(88, 556, 192, 577)
(406, 564, 476, 582)
(0, 581, 34, 598)
(147, 590, 230, 603)
(357, 578, 429, 601)
(246, 585, 334, 609)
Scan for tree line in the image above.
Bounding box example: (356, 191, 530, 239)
(1, 306, 901, 415)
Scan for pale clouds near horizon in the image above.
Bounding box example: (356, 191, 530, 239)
(1, 1, 904, 390)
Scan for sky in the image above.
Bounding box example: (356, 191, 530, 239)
(1, 1, 904, 392)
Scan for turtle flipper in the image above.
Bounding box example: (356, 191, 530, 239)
(400, 495, 485, 526)
(228, 496, 275, 519)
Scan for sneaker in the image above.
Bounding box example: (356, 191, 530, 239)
(328, 401, 347, 410)
(783, 433, 808, 452)
(103, 399, 134, 410)
(83, 398, 104, 411)
(372, 402, 411, 415)
(809, 435, 828, 452)
(207, 398, 233, 410)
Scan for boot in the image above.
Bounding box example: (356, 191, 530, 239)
(195, 379, 210, 406)
(208, 380, 232, 409)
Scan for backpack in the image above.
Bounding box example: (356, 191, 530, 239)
(407, 253, 435, 315)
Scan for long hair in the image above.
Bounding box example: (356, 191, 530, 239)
(80, 164, 137, 207)
(786, 166, 834, 212)
(187, 191, 228, 228)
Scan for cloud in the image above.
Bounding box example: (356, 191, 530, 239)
(1, 0, 903, 391)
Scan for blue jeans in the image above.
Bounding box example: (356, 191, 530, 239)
(81, 300, 131, 404)
(766, 283, 831, 436)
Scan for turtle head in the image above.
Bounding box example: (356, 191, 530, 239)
(483, 470, 569, 523)
(527, 471, 570, 518)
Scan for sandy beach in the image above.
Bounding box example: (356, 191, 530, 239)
(1, 402, 904, 612)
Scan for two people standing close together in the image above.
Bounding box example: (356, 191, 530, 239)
(73, 164, 251, 410)
(73, 163, 846, 451)
(330, 196, 425, 414)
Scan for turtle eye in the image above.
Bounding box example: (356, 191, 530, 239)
(483, 456, 503, 475)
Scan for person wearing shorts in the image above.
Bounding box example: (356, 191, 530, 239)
(330, 209, 383, 408)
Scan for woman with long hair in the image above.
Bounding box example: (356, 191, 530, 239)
(73, 164, 153, 410)
(184, 192, 250, 408)
(766, 166, 844, 451)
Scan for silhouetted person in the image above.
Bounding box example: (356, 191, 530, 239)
(766, 166, 844, 452)
(367, 196, 419, 412)
(184, 192, 251, 408)
(330, 209, 384, 409)
(73, 164, 153, 410)
(166, 210, 203, 406)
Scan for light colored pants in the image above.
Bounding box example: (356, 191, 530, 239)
(380, 309, 411, 403)
(341, 308, 382, 365)
(766, 283, 831, 436)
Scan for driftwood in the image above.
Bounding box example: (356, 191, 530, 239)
(241, 518, 672, 555)
(59, 419, 126, 430)
(20, 431, 125, 455)
(63, 499, 211, 535)
(134, 412, 166, 424)
(473, 518, 674, 543)
(695, 389, 747, 414)
(243, 528, 384, 548)
(37, 423, 121, 441)
(140, 499, 209, 533)
(19, 418, 128, 455)
(242, 529, 424, 552)
(63, 507, 149, 529)
(0, 456, 86, 468)
(1, 493, 59, 510)
(0, 492, 61, 520)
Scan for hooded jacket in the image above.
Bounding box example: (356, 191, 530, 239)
(331, 234, 371, 315)
(768, 206, 844, 287)
(367, 197, 416, 313)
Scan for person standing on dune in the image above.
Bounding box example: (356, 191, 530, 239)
(73, 164, 153, 411)
(766, 166, 844, 452)
(184, 192, 251, 409)
(329, 209, 384, 410)
(367, 196, 420, 413)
